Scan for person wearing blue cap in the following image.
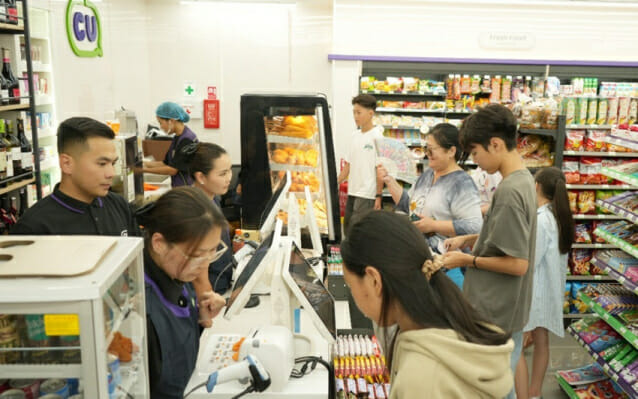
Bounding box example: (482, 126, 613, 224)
(143, 102, 199, 187)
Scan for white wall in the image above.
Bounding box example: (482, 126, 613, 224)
(33, 0, 333, 164)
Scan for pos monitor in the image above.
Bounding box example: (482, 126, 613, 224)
(259, 171, 291, 240)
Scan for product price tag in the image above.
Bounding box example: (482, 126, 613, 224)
(44, 314, 80, 336)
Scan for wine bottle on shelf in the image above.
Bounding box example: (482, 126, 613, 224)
(0, 123, 7, 181)
(16, 118, 31, 174)
(6, 0, 17, 25)
(6, 119, 21, 176)
(2, 48, 19, 104)
(1, 121, 14, 179)
(18, 187, 26, 216)
(0, 71, 8, 106)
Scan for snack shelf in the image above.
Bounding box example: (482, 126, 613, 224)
(382, 124, 422, 131)
(566, 184, 636, 190)
(564, 151, 638, 158)
(572, 243, 617, 249)
(518, 128, 559, 137)
(567, 125, 613, 130)
(555, 373, 583, 399)
(591, 257, 638, 295)
(567, 275, 614, 281)
(577, 291, 638, 350)
(594, 227, 638, 259)
(0, 103, 30, 112)
(0, 364, 83, 379)
(567, 326, 638, 397)
(573, 214, 624, 220)
(602, 166, 638, 188)
(563, 313, 597, 319)
(266, 135, 316, 145)
(597, 192, 638, 225)
(269, 163, 318, 173)
(606, 137, 638, 152)
(361, 90, 446, 97)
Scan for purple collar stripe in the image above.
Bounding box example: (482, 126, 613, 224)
(327, 54, 638, 68)
(144, 273, 191, 318)
(50, 194, 85, 214)
(97, 197, 103, 208)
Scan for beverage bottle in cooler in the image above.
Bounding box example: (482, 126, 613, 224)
(2, 48, 19, 104)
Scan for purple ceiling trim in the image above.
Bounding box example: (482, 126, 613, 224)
(328, 54, 638, 68)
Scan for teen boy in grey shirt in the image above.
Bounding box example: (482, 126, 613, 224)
(442, 104, 537, 399)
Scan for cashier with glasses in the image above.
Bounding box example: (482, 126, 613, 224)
(142, 101, 199, 188)
(135, 187, 227, 399)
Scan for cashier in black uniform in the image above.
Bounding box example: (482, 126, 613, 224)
(135, 187, 227, 399)
(142, 102, 198, 187)
(179, 142, 235, 294)
(11, 117, 139, 236)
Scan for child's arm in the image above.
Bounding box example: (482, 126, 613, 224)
(374, 169, 384, 209)
(442, 252, 528, 276)
(337, 162, 350, 184)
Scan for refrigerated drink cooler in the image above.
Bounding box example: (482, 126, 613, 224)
(240, 93, 341, 245)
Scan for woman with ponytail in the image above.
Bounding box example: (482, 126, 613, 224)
(515, 167, 574, 399)
(341, 210, 514, 398)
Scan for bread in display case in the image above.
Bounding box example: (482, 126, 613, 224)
(0, 236, 148, 398)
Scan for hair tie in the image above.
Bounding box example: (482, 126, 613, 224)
(422, 255, 445, 281)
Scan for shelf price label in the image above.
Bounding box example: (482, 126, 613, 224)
(44, 314, 80, 336)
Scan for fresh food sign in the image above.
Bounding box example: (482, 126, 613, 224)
(66, 0, 103, 58)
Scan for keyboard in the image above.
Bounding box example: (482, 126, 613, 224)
(197, 333, 243, 374)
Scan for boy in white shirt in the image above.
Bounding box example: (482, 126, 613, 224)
(338, 94, 384, 235)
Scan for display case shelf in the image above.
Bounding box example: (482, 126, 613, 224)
(597, 192, 638, 225)
(0, 22, 24, 34)
(591, 257, 638, 295)
(572, 243, 617, 249)
(567, 326, 638, 397)
(266, 135, 315, 145)
(578, 291, 638, 349)
(566, 184, 636, 190)
(361, 90, 446, 97)
(0, 103, 30, 112)
(602, 166, 638, 188)
(382, 124, 422, 131)
(269, 163, 318, 173)
(0, 363, 82, 379)
(564, 151, 638, 158)
(605, 137, 638, 152)
(594, 227, 638, 259)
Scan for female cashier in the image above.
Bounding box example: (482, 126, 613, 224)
(135, 187, 227, 398)
(143, 102, 199, 187)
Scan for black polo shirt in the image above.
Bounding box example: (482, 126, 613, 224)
(11, 184, 140, 236)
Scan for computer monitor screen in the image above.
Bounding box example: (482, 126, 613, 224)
(260, 172, 288, 228)
(288, 243, 336, 339)
(225, 232, 275, 316)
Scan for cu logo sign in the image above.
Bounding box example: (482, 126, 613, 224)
(65, 0, 103, 58)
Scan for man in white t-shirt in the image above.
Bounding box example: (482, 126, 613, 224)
(338, 94, 384, 235)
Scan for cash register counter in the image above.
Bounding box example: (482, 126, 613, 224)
(184, 295, 351, 398)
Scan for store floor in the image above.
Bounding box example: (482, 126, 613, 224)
(523, 331, 591, 399)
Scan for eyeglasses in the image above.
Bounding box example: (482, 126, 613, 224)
(173, 240, 228, 266)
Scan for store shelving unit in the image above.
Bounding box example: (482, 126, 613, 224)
(605, 136, 638, 152)
(0, 0, 43, 201)
(594, 225, 638, 259)
(602, 165, 638, 188)
(577, 291, 638, 347)
(566, 275, 614, 281)
(591, 257, 638, 296)
(564, 151, 638, 158)
(572, 243, 617, 249)
(568, 325, 638, 396)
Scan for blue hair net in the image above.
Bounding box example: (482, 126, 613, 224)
(155, 102, 190, 123)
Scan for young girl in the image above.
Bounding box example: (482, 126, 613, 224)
(341, 210, 514, 398)
(182, 142, 235, 294)
(515, 167, 574, 399)
(136, 187, 227, 398)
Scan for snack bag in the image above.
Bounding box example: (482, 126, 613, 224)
(571, 251, 592, 276)
(608, 97, 620, 125)
(563, 157, 581, 184)
(578, 190, 596, 214)
(585, 130, 608, 152)
(619, 97, 630, 124)
(576, 97, 589, 125)
(587, 98, 598, 125)
(517, 135, 542, 157)
(597, 98, 609, 125)
(575, 223, 592, 243)
(580, 158, 603, 185)
(402, 77, 418, 93)
(571, 282, 589, 311)
(564, 282, 572, 314)
(565, 130, 586, 152)
(592, 221, 606, 243)
(360, 76, 374, 92)
(490, 76, 501, 102)
(569, 191, 578, 214)
(563, 97, 577, 125)
(630, 98, 638, 125)
(596, 190, 614, 214)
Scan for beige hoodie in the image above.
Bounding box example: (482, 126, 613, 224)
(389, 328, 514, 399)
